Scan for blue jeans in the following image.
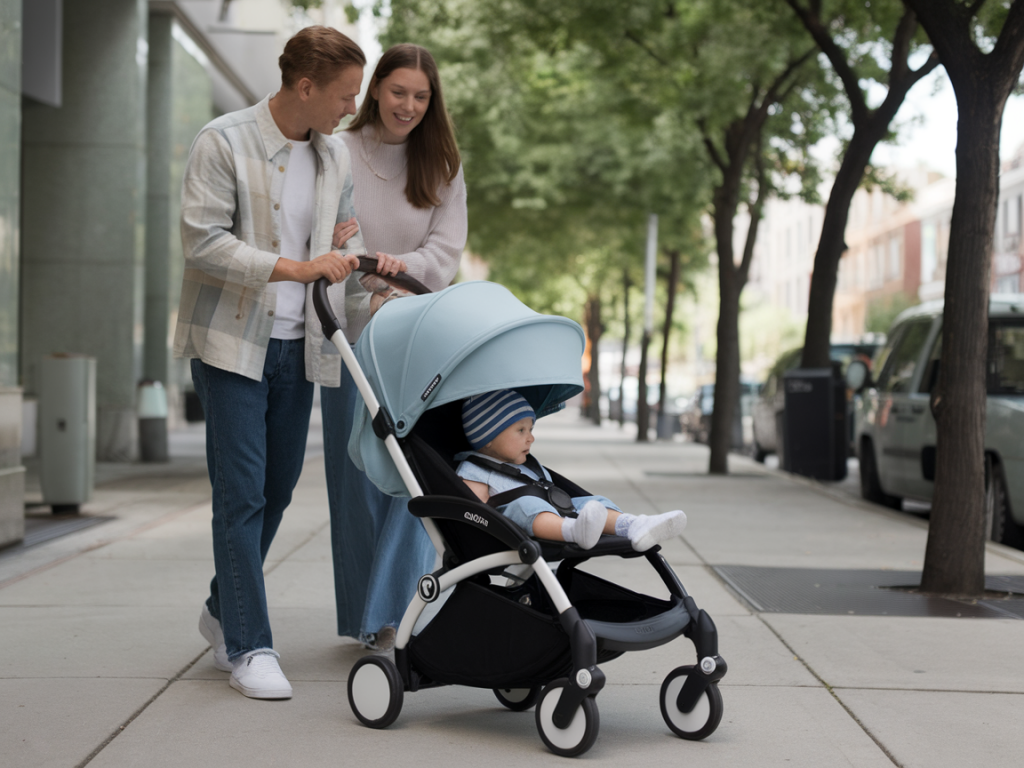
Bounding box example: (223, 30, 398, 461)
(191, 339, 313, 660)
(322, 367, 436, 643)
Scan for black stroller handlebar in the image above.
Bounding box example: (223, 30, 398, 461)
(313, 257, 431, 340)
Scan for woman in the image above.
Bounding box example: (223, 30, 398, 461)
(323, 43, 467, 650)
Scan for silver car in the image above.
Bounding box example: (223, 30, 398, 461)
(848, 295, 1024, 546)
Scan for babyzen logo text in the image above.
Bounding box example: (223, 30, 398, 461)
(421, 374, 442, 401)
(464, 511, 489, 527)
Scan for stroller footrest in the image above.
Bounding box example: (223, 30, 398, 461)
(539, 535, 653, 560)
(584, 598, 690, 652)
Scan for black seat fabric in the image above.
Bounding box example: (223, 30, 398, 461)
(404, 400, 592, 562)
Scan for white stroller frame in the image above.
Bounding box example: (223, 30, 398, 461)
(314, 272, 727, 757)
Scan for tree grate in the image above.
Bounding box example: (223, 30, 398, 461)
(712, 565, 1024, 619)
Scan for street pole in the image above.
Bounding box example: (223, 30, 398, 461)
(636, 214, 657, 442)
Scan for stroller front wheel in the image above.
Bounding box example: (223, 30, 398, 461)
(348, 655, 404, 728)
(535, 679, 599, 757)
(659, 666, 723, 740)
(494, 686, 542, 711)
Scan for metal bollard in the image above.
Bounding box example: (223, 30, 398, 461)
(137, 380, 169, 462)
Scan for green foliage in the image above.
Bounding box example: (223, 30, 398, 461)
(861, 164, 915, 203)
(379, 0, 712, 316)
(865, 292, 919, 334)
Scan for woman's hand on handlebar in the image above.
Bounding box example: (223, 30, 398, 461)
(374, 251, 407, 277)
(332, 217, 360, 249)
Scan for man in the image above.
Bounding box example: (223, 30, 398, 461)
(174, 26, 366, 699)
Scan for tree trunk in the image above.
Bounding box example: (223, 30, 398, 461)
(905, 0, 1024, 597)
(921, 87, 1002, 596)
(710, 274, 741, 473)
(794, 7, 938, 368)
(619, 271, 631, 427)
(658, 250, 681, 437)
(584, 294, 603, 426)
(708, 182, 743, 473)
(801, 125, 890, 368)
(637, 329, 652, 442)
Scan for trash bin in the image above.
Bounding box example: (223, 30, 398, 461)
(782, 367, 847, 481)
(39, 355, 96, 513)
(138, 380, 169, 462)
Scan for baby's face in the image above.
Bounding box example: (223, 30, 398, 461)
(480, 417, 535, 464)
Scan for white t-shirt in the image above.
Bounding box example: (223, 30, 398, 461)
(271, 139, 317, 340)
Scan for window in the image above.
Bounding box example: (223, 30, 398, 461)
(988, 320, 1024, 395)
(875, 320, 933, 394)
(1004, 195, 1020, 236)
(917, 325, 942, 394)
(888, 236, 901, 281)
(996, 274, 1021, 293)
(921, 221, 937, 282)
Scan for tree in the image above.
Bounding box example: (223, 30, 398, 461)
(381, 0, 709, 429)
(632, 2, 831, 473)
(901, 0, 1024, 596)
(787, 0, 939, 370)
(470, 1, 834, 470)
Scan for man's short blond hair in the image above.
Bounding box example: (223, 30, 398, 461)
(279, 26, 366, 88)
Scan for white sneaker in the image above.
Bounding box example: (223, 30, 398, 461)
(230, 650, 293, 700)
(198, 605, 232, 672)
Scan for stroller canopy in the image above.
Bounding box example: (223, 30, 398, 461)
(348, 281, 586, 496)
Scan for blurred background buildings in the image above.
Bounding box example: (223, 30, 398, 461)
(0, 0, 360, 546)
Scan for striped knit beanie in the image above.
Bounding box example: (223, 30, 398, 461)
(462, 390, 536, 450)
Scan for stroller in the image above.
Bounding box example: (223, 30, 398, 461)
(314, 272, 727, 757)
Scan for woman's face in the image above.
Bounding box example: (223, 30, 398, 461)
(371, 67, 432, 144)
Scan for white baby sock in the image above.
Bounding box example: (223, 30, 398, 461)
(615, 510, 687, 552)
(561, 500, 608, 549)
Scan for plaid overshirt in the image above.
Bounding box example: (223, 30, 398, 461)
(173, 95, 366, 386)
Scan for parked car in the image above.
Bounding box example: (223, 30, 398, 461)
(751, 341, 882, 462)
(679, 381, 759, 446)
(847, 296, 1024, 546)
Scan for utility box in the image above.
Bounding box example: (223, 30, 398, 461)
(39, 355, 96, 512)
(782, 367, 847, 482)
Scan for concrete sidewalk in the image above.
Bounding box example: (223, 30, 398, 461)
(3, 410, 1024, 767)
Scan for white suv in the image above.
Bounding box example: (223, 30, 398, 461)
(848, 295, 1024, 546)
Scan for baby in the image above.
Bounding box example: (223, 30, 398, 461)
(455, 390, 687, 551)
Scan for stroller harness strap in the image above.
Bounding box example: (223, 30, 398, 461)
(464, 454, 577, 517)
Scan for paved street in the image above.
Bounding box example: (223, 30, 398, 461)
(3, 408, 1024, 767)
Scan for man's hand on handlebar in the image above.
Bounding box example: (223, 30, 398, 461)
(270, 252, 359, 284)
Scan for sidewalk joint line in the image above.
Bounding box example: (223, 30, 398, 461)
(604, 444, 907, 765)
(75, 647, 209, 768)
(757, 616, 904, 768)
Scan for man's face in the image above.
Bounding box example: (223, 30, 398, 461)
(303, 65, 364, 135)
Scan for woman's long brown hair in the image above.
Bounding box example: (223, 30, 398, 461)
(348, 44, 461, 209)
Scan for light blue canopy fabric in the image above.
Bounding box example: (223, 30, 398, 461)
(347, 281, 586, 496)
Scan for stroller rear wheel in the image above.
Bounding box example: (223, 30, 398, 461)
(348, 656, 404, 729)
(659, 665, 723, 740)
(535, 679, 599, 757)
(494, 686, 542, 711)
